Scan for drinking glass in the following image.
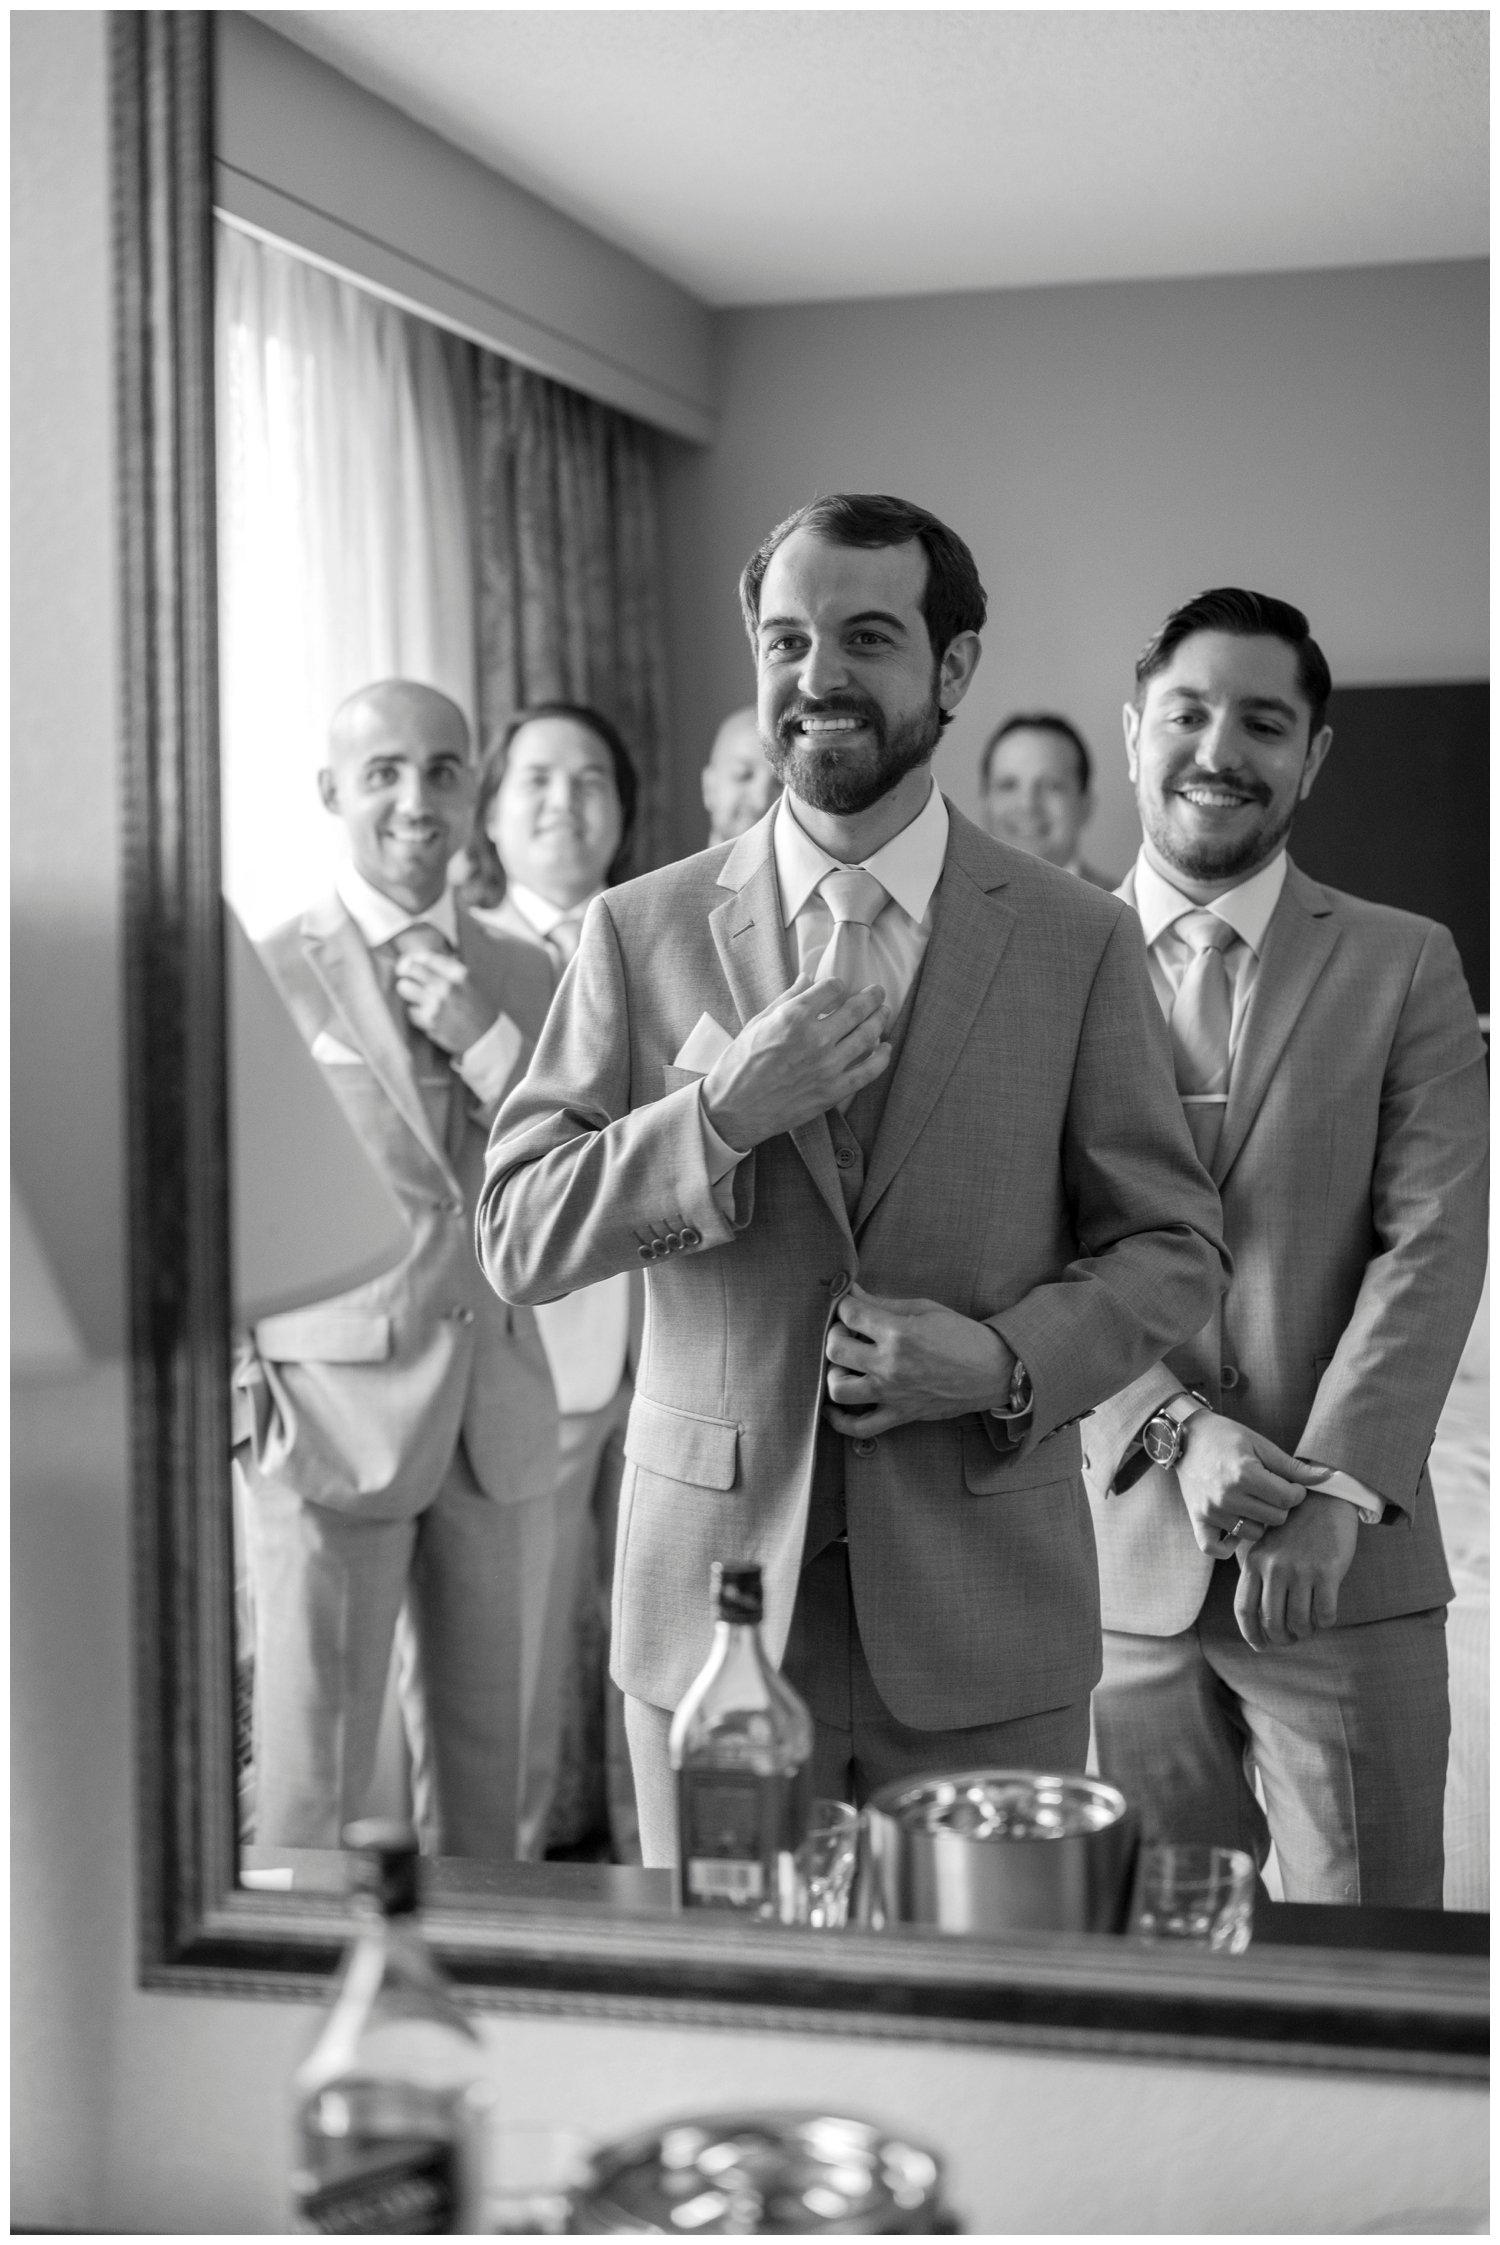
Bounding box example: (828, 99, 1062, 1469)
(795, 1798, 860, 1928)
(1129, 1843, 1255, 1953)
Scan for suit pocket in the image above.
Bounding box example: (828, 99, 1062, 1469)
(625, 1390, 739, 1490)
(961, 1416, 1081, 1495)
(253, 1309, 392, 1364)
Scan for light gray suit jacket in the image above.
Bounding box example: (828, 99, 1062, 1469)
(1085, 860, 1488, 1636)
(237, 896, 558, 1521)
(478, 803, 1229, 1727)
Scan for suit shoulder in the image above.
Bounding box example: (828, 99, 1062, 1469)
(945, 801, 1126, 918)
(598, 845, 734, 924)
(459, 904, 547, 972)
(1300, 874, 1445, 949)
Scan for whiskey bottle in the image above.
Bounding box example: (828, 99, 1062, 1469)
(670, 1561, 814, 1921)
(291, 1821, 490, 2234)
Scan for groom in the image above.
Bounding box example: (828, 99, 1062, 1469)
(478, 494, 1228, 1862)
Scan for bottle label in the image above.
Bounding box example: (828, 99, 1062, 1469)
(678, 1767, 805, 1914)
(293, 2139, 458, 2234)
(687, 1854, 765, 1903)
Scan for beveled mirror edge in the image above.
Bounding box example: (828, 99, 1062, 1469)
(118, 9, 1486, 2083)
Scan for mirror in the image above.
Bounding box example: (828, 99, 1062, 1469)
(121, 12, 1484, 2076)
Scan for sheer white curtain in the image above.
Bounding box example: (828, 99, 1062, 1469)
(216, 223, 476, 937)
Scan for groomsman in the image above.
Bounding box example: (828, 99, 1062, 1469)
(238, 680, 557, 1857)
(1086, 589, 1487, 1906)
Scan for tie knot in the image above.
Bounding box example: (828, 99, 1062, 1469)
(547, 913, 583, 967)
(390, 921, 451, 959)
(1177, 909, 1236, 958)
(821, 866, 888, 929)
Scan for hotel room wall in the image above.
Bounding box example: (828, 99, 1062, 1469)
(658, 262, 1487, 870)
(12, 17, 1486, 2232)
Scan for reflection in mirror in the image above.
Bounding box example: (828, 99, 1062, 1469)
(215, 222, 1491, 1941)
(120, 15, 1486, 2077)
(217, 220, 673, 1893)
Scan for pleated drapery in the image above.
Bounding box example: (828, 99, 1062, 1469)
(215, 223, 477, 937)
(216, 225, 675, 929)
(472, 354, 672, 880)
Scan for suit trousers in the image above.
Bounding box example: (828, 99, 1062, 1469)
(626, 1541, 1091, 1868)
(518, 1378, 633, 1859)
(245, 1441, 552, 1860)
(1091, 1554, 1450, 1906)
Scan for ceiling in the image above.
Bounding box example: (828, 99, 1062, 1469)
(259, 10, 1488, 307)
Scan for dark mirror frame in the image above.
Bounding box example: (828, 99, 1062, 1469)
(120, 10, 1486, 2079)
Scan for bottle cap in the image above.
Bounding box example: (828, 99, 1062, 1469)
(712, 1560, 764, 1625)
(342, 1818, 421, 1916)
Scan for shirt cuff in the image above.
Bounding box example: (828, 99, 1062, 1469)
(1315, 1468, 1386, 1526)
(455, 1011, 523, 1105)
(698, 1086, 749, 1186)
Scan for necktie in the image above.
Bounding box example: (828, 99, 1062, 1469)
(385, 924, 454, 1122)
(1170, 910, 1237, 1165)
(544, 913, 583, 981)
(815, 866, 889, 995)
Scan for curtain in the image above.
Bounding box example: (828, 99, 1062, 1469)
(215, 223, 477, 936)
(473, 354, 673, 876)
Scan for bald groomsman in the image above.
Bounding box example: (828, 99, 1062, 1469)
(702, 704, 781, 844)
(236, 680, 557, 1859)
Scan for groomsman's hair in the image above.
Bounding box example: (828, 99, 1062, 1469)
(1134, 588, 1332, 735)
(739, 492, 989, 698)
(464, 702, 639, 907)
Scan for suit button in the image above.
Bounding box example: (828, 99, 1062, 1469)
(679, 1226, 702, 1249)
(852, 1435, 878, 1457)
(1221, 1364, 1242, 1391)
(834, 1145, 856, 1169)
(447, 1306, 475, 1324)
(829, 1271, 852, 1299)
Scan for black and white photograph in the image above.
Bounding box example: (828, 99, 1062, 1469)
(13, 9, 1487, 2234)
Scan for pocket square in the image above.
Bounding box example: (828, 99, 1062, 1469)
(310, 1029, 365, 1067)
(672, 1013, 735, 1074)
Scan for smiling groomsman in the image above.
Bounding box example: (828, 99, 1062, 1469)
(237, 680, 558, 1859)
(478, 494, 1228, 1864)
(1086, 589, 1488, 1906)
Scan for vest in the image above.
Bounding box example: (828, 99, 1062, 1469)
(801, 969, 924, 1561)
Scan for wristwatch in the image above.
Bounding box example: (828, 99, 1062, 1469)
(1140, 1390, 1209, 1469)
(989, 1355, 1033, 1424)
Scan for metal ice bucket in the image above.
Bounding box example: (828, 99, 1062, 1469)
(859, 1770, 1139, 1936)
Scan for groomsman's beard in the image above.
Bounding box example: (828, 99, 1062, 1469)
(766, 691, 943, 817)
(1142, 773, 1296, 888)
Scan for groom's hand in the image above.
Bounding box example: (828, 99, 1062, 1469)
(823, 1283, 1015, 1437)
(701, 972, 890, 1148)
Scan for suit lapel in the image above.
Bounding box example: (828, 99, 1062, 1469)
(710, 817, 851, 1241)
(302, 897, 456, 1179)
(855, 813, 1015, 1232)
(1215, 860, 1340, 1185)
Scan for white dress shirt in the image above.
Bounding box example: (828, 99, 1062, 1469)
(334, 863, 521, 1104)
(499, 880, 601, 958)
(1128, 846, 1382, 1524)
(700, 780, 950, 1180)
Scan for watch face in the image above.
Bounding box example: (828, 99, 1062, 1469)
(1142, 1415, 1178, 1467)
